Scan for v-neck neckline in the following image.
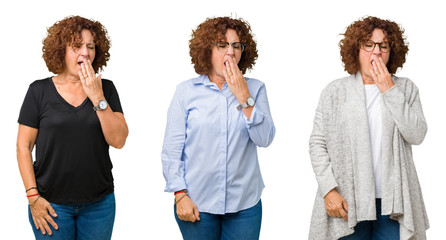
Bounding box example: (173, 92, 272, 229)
(48, 77, 89, 111)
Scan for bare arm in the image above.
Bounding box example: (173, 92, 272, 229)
(17, 124, 58, 235)
(79, 59, 129, 149)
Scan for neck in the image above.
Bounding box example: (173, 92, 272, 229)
(53, 71, 81, 84)
(361, 72, 375, 85)
(209, 73, 226, 90)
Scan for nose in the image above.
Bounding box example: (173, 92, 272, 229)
(372, 43, 381, 55)
(80, 45, 89, 57)
(226, 44, 235, 56)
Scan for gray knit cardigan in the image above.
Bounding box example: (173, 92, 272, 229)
(309, 73, 429, 240)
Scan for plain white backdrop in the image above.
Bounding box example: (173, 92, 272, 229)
(1, 0, 444, 239)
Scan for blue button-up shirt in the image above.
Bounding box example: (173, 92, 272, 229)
(162, 75, 275, 214)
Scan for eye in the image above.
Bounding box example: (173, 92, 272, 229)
(380, 43, 389, 49)
(232, 43, 241, 49)
(217, 42, 227, 48)
(87, 43, 95, 49)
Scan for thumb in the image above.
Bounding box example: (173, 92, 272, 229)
(97, 74, 102, 85)
(194, 206, 200, 221)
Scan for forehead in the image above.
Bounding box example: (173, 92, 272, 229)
(219, 29, 240, 41)
(80, 29, 94, 41)
(369, 28, 386, 41)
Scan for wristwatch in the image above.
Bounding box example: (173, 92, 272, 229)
(93, 100, 108, 111)
(236, 96, 255, 110)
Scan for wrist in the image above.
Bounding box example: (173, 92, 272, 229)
(237, 93, 251, 104)
(90, 94, 105, 106)
(174, 189, 187, 195)
(26, 189, 39, 195)
(27, 194, 40, 204)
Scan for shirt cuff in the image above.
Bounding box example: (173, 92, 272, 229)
(164, 178, 187, 193)
(243, 105, 264, 129)
(318, 174, 339, 198)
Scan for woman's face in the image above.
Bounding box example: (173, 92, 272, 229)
(210, 29, 242, 80)
(63, 29, 96, 77)
(359, 28, 390, 78)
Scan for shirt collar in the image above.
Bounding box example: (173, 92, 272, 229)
(191, 75, 211, 85)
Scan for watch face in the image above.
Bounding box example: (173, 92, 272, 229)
(99, 100, 108, 110)
(247, 97, 255, 106)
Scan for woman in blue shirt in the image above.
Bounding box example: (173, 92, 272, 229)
(162, 16, 275, 240)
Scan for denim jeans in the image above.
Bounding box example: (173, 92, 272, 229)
(340, 199, 400, 240)
(175, 199, 262, 240)
(28, 192, 116, 240)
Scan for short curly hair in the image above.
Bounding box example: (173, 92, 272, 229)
(189, 17, 258, 75)
(42, 16, 111, 74)
(339, 16, 408, 74)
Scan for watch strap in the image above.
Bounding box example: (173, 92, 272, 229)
(236, 96, 254, 110)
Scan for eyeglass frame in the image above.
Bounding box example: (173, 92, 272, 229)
(360, 40, 391, 53)
(214, 41, 246, 53)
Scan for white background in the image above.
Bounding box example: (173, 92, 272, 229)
(1, 0, 444, 239)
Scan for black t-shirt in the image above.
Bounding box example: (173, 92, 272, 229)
(18, 77, 123, 204)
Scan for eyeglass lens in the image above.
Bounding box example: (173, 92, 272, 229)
(216, 42, 244, 53)
(362, 40, 390, 53)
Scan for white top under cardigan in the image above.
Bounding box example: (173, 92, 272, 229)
(364, 84, 382, 198)
(309, 73, 429, 240)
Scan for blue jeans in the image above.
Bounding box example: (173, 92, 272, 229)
(175, 200, 262, 240)
(28, 193, 116, 240)
(340, 199, 400, 240)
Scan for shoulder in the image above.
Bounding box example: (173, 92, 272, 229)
(320, 75, 353, 96)
(29, 77, 51, 90)
(177, 75, 206, 88)
(392, 75, 417, 89)
(101, 78, 116, 89)
(245, 77, 265, 88)
(27, 77, 52, 97)
(391, 75, 420, 97)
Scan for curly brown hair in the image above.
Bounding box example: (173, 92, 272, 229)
(42, 16, 111, 74)
(339, 16, 408, 74)
(189, 17, 258, 75)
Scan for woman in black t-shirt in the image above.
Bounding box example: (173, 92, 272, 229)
(16, 16, 128, 239)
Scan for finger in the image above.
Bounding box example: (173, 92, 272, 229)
(378, 57, 390, 75)
(32, 215, 39, 229)
(45, 215, 58, 230)
(225, 62, 234, 85)
(97, 74, 102, 87)
(223, 67, 231, 83)
(375, 57, 386, 76)
(225, 60, 233, 78)
(228, 57, 238, 77)
(81, 63, 89, 83)
(194, 206, 200, 221)
(48, 205, 58, 218)
(40, 218, 52, 235)
(371, 62, 380, 82)
(340, 209, 348, 222)
(36, 219, 46, 234)
(85, 59, 95, 79)
(78, 71, 86, 85)
(342, 200, 349, 212)
(369, 68, 378, 83)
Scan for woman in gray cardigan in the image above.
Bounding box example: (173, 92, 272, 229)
(309, 16, 429, 240)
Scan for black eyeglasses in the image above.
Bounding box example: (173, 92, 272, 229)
(215, 41, 246, 53)
(361, 40, 391, 53)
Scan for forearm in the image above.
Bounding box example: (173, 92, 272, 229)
(241, 106, 253, 119)
(246, 107, 275, 147)
(96, 108, 128, 149)
(17, 147, 39, 200)
(382, 84, 427, 145)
